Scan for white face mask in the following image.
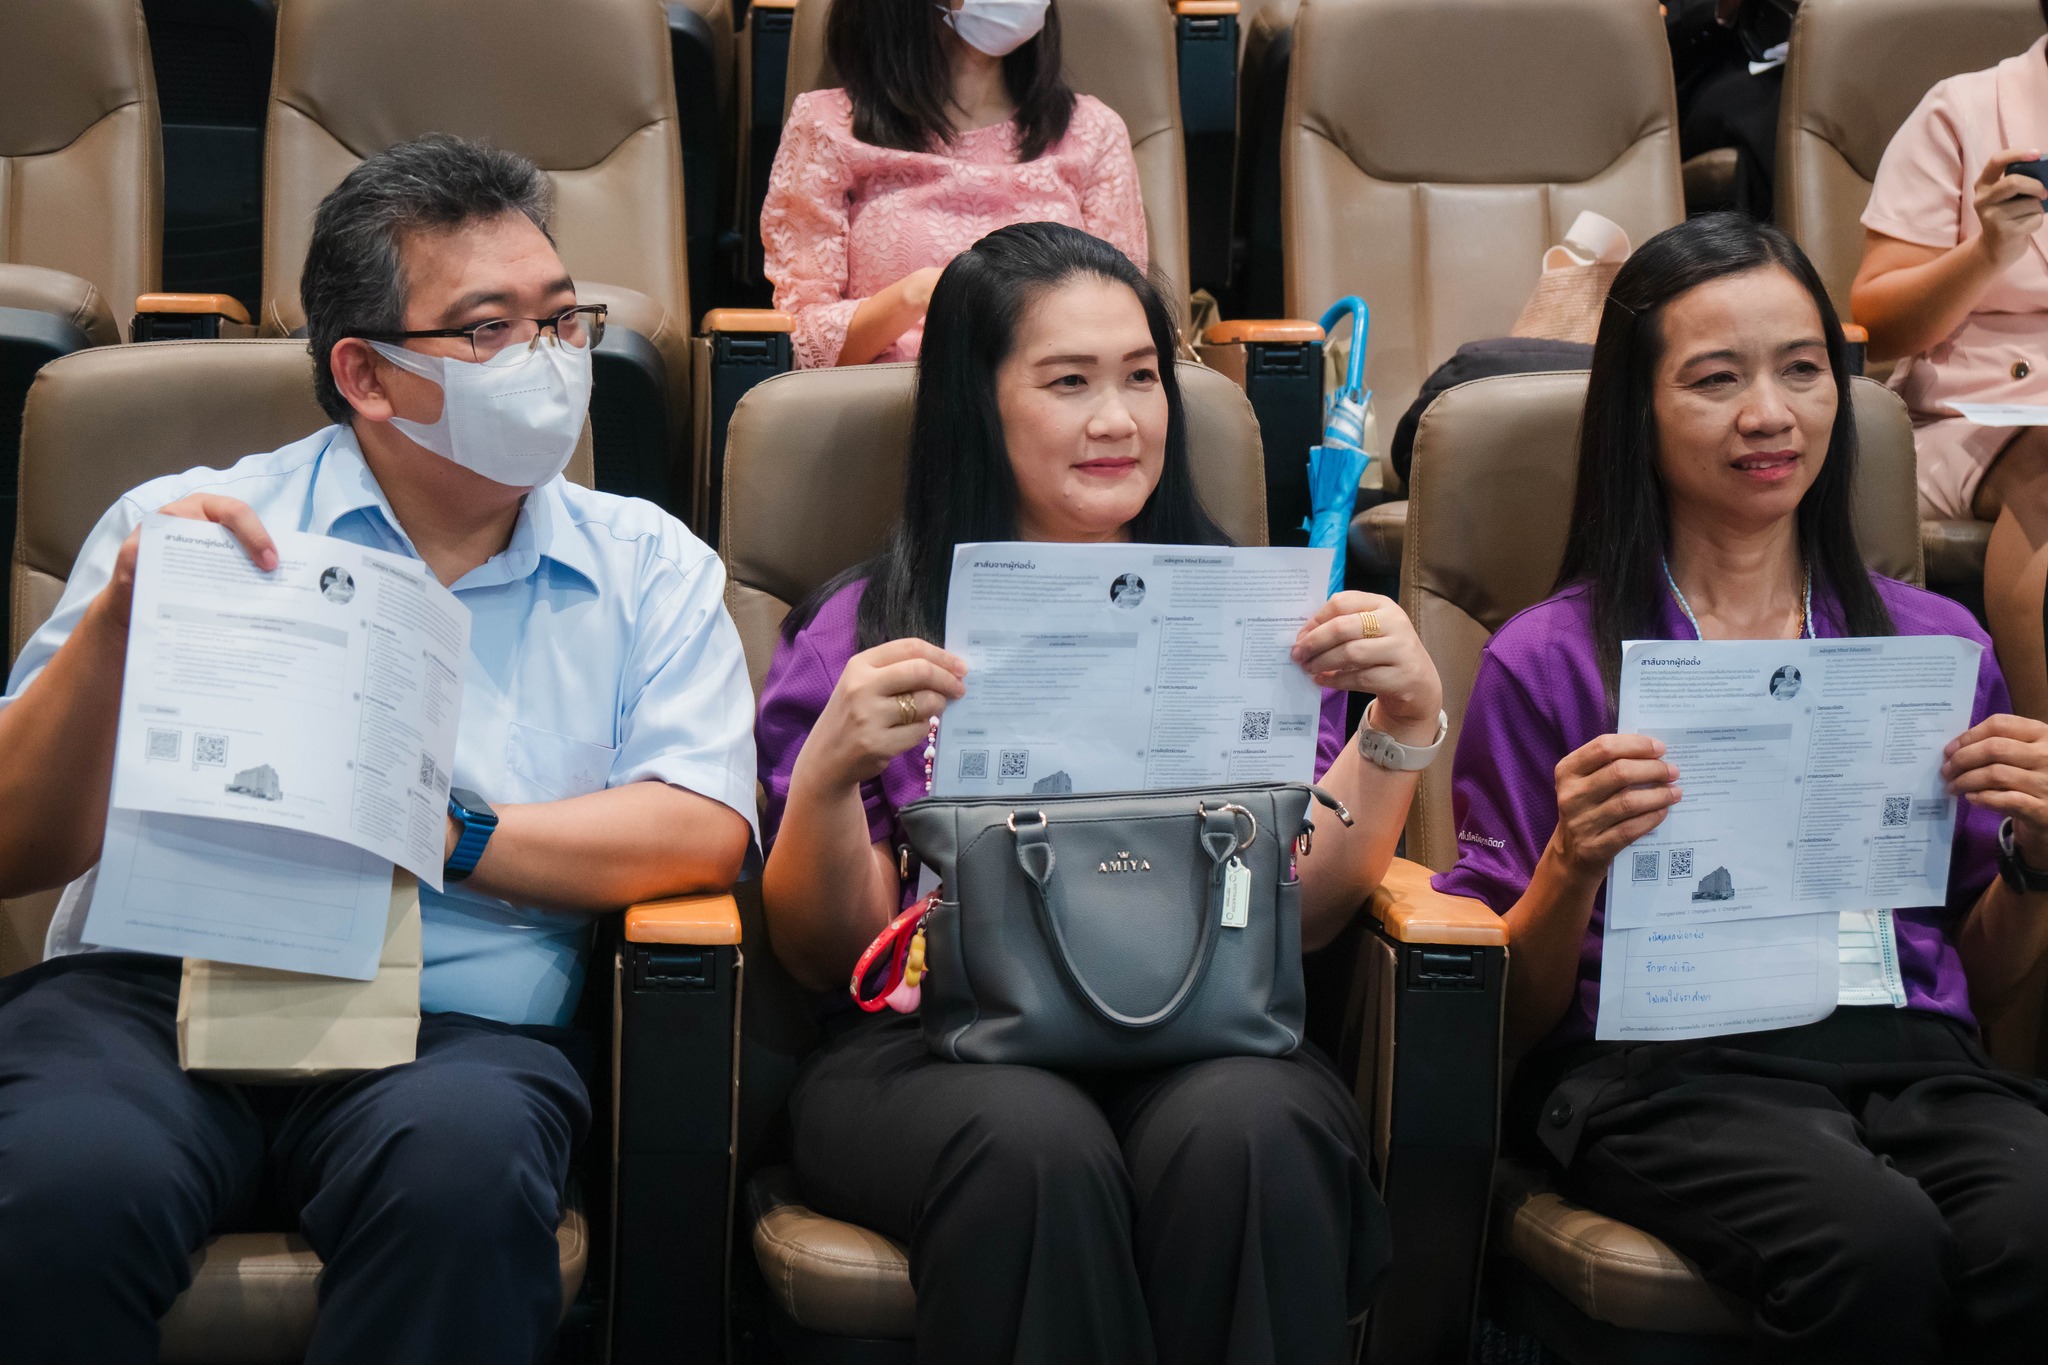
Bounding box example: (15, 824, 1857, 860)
(938, 0, 1049, 57)
(366, 335, 591, 488)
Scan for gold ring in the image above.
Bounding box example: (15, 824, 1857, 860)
(896, 694, 919, 727)
(1357, 610, 1382, 640)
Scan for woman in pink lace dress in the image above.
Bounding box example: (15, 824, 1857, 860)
(760, 0, 1148, 369)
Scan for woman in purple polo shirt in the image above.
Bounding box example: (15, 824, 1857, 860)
(1438, 213, 2048, 1363)
(754, 223, 1444, 1362)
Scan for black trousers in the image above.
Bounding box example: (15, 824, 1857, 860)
(0, 952, 589, 1365)
(790, 1012, 1389, 1365)
(1516, 1008, 2048, 1364)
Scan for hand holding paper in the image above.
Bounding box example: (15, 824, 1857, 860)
(932, 542, 1334, 796)
(1606, 636, 1978, 931)
(83, 518, 471, 980)
(1552, 733, 1684, 887)
(1594, 635, 1980, 1042)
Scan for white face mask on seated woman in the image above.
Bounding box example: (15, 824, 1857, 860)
(937, 0, 1050, 57)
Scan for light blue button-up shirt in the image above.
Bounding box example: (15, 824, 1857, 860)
(4, 425, 758, 1027)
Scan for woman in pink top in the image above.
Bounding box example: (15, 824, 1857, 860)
(760, 0, 1148, 369)
(1853, 17, 2048, 716)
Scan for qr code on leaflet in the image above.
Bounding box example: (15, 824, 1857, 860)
(147, 728, 181, 762)
(1883, 795, 1911, 828)
(194, 733, 227, 768)
(1668, 847, 1693, 880)
(1239, 709, 1272, 743)
(999, 750, 1029, 781)
(958, 750, 989, 781)
(419, 753, 449, 795)
(1631, 850, 1660, 883)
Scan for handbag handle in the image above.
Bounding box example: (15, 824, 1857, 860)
(1009, 806, 1241, 1031)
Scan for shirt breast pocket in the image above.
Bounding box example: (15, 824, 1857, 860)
(504, 722, 616, 802)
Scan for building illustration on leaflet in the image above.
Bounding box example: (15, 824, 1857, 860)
(226, 764, 282, 802)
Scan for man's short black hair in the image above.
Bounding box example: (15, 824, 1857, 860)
(300, 134, 554, 425)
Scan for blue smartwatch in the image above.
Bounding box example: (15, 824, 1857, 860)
(445, 787, 498, 883)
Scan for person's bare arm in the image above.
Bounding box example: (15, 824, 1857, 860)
(0, 495, 278, 897)
(837, 267, 944, 366)
(1944, 715, 2048, 1017)
(1851, 147, 2046, 362)
(762, 638, 967, 990)
(1501, 735, 1679, 1055)
(1293, 736, 1419, 950)
(1289, 593, 1444, 949)
(448, 782, 750, 914)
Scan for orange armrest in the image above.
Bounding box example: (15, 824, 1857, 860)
(135, 292, 251, 325)
(1841, 323, 1869, 345)
(1201, 319, 1324, 346)
(625, 891, 741, 945)
(704, 308, 794, 335)
(1175, 0, 1241, 14)
(751, 0, 795, 10)
(1367, 857, 1507, 947)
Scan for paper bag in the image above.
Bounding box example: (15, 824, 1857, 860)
(1511, 210, 1633, 346)
(177, 870, 421, 1081)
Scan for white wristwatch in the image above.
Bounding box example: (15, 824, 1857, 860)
(1356, 702, 1448, 772)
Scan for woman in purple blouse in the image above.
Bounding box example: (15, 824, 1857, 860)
(1436, 214, 2048, 1363)
(755, 224, 1444, 1362)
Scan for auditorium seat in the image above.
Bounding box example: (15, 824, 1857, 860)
(716, 361, 1507, 1363)
(258, 0, 696, 514)
(1204, 0, 1684, 555)
(1395, 368, 2048, 1356)
(0, 0, 164, 657)
(1777, 0, 2046, 598)
(3, 338, 741, 1362)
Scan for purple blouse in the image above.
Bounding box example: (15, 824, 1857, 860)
(1432, 576, 2009, 1049)
(757, 579, 1350, 888)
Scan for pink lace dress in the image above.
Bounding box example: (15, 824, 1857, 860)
(761, 89, 1149, 369)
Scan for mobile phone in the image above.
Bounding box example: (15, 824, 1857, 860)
(2006, 159, 2048, 188)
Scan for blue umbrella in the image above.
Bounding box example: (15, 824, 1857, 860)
(1305, 296, 1373, 597)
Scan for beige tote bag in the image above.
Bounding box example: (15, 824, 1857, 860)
(177, 870, 421, 1082)
(1511, 211, 1634, 346)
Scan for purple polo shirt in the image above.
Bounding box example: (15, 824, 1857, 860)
(1433, 576, 2008, 1050)
(757, 579, 1350, 887)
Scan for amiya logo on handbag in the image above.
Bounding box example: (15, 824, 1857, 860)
(1097, 851, 1152, 874)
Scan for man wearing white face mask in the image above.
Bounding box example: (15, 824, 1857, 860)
(0, 135, 756, 1363)
(761, 0, 1148, 367)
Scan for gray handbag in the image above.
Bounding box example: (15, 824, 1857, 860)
(897, 782, 1352, 1068)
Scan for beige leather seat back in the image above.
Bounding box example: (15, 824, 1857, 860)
(1400, 372, 1923, 872)
(1283, 0, 1683, 423)
(0, 0, 161, 345)
(5, 339, 593, 975)
(262, 0, 689, 372)
(782, 0, 1192, 327)
(721, 362, 1267, 692)
(1778, 0, 2045, 317)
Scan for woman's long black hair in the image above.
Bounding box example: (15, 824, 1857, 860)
(1556, 211, 1893, 701)
(785, 221, 1227, 649)
(827, 0, 1076, 161)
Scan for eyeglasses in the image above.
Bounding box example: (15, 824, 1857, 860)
(357, 303, 608, 363)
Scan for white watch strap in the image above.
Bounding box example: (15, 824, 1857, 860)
(1356, 703, 1448, 772)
